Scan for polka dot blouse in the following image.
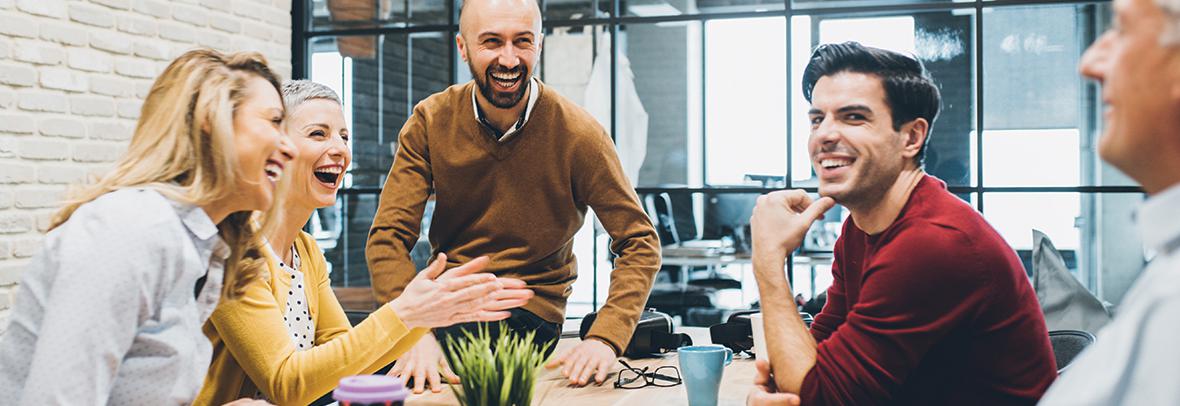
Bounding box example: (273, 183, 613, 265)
(272, 244, 314, 351)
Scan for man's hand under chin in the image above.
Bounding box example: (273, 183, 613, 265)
(750, 190, 835, 264)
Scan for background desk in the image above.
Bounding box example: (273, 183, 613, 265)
(407, 327, 755, 406)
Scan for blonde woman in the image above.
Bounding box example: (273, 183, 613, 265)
(0, 49, 294, 405)
(196, 80, 533, 405)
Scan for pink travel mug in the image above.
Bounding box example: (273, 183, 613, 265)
(333, 375, 409, 406)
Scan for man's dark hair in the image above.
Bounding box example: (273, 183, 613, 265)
(802, 42, 941, 165)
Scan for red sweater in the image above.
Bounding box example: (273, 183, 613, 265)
(801, 175, 1056, 405)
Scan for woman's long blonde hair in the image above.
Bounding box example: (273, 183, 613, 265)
(49, 48, 286, 300)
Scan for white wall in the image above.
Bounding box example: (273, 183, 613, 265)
(0, 0, 293, 332)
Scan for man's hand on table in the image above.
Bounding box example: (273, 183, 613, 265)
(545, 337, 617, 386)
(748, 359, 802, 406)
(387, 334, 457, 394)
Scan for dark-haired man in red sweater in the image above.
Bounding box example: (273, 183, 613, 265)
(746, 42, 1056, 406)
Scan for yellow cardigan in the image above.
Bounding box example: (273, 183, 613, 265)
(196, 232, 429, 405)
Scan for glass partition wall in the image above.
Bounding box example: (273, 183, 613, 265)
(292, 0, 1139, 322)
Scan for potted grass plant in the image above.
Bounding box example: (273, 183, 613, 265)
(443, 323, 553, 406)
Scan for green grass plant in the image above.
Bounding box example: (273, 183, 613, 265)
(443, 323, 553, 406)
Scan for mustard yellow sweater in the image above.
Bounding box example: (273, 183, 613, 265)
(196, 232, 428, 405)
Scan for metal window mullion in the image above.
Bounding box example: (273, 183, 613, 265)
(785, 0, 795, 287)
(975, 0, 985, 213)
(700, 21, 708, 185)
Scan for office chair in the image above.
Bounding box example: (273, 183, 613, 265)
(643, 191, 698, 246)
(1048, 329, 1096, 373)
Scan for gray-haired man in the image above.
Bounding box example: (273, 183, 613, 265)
(1039, 0, 1180, 403)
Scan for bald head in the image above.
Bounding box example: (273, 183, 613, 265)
(459, 0, 542, 38)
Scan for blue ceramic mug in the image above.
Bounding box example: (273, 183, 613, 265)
(678, 345, 734, 406)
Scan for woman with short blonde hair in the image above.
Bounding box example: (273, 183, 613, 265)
(0, 49, 294, 404)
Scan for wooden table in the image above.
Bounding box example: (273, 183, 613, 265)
(407, 328, 755, 406)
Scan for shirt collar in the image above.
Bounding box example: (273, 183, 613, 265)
(174, 201, 229, 260)
(263, 238, 301, 271)
(471, 77, 540, 142)
(178, 203, 219, 241)
(1138, 182, 1180, 255)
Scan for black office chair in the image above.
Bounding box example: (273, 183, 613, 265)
(643, 191, 698, 246)
(1048, 330, 1095, 373)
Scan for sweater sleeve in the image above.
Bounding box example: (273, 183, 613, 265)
(304, 233, 431, 375)
(207, 260, 421, 406)
(799, 223, 987, 405)
(809, 233, 848, 343)
(574, 128, 662, 354)
(367, 110, 433, 303)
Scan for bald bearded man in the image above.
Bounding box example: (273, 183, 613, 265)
(366, 0, 661, 392)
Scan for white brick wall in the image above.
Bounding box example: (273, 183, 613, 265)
(0, 0, 292, 330)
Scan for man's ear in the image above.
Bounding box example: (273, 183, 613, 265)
(900, 118, 929, 161)
(455, 34, 468, 63)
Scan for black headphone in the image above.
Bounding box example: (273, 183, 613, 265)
(579, 309, 693, 358)
(710, 310, 814, 357)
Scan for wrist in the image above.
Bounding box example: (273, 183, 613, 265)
(387, 298, 419, 329)
(586, 336, 620, 356)
(752, 253, 792, 293)
(752, 242, 790, 263)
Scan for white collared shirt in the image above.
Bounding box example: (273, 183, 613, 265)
(471, 76, 540, 142)
(0, 188, 228, 405)
(1039, 184, 1180, 405)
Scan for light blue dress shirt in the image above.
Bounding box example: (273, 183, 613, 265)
(1040, 183, 1180, 405)
(0, 188, 228, 405)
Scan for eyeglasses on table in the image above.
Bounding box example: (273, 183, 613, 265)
(614, 359, 683, 389)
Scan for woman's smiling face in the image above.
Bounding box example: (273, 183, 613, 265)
(284, 98, 351, 210)
(232, 76, 295, 213)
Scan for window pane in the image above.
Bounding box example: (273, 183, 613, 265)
(310, 33, 455, 189)
(644, 191, 763, 322)
(705, 17, 787, 186)
(324, 193, 379, 287)
(538, 25, 604, 109)
(789, 10, 976, 187)
(311, 196, 345, 280)
(619, 22, 703, 187)
(982, 4, 1131, 186)
(324, 194, 436, 287)
(622, 0, 783, 17)
(793, 0, 957, 11)
(639, 191, 851, 321)
(309, 0, 452, 30)
(544, 0, 609, 20)
(982, 192, 1146, 305)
